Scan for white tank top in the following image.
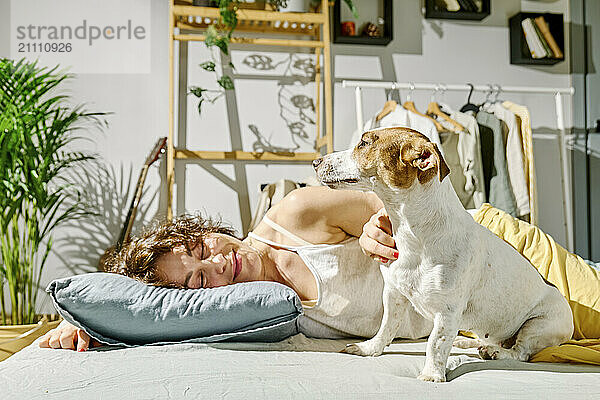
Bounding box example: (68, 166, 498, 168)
(248, 216, 432, 339)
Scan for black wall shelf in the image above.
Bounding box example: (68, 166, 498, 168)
(333, 0, 392, 45)
(424, 0, 490, 21)
(509, 12, 565, 66)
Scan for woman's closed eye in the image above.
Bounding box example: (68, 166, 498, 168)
(184, 271, 205, 289)
(200, 242, 206, 259)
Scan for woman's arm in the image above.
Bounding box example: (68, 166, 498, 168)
(269, 186, 398, 261)
(266, 186, 377, 240)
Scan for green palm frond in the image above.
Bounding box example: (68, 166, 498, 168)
(0, 58, 107, 325)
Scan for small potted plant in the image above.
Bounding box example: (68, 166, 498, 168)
(0, 59, 107, 360)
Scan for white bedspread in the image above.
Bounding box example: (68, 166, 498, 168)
(2, 335, 600, 399)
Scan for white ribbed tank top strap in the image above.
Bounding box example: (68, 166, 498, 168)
(260, 215, 315, 246)
(246, 232, 301, 251)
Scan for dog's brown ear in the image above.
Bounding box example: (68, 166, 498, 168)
(432, 143, 450, 182)
(412, 142, 450, 184)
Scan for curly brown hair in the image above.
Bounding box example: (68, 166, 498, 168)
(103, 214, 237, 287)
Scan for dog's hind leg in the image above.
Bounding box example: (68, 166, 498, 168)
(478, 304, 573, 361)
(342, 287, 408, 357)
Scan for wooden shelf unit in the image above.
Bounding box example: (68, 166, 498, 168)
(167, 0, 334, 219)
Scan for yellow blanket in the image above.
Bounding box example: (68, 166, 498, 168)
(474, 204, 600, 365)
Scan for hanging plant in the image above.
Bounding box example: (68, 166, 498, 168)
(190, 0, 357, 115)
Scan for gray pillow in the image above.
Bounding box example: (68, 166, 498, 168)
(47, 273, 302, 346)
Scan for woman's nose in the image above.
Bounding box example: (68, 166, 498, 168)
(208, 253, 227, 274)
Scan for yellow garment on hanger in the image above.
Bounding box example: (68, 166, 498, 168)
(502, 101, 538, 225)
(474, 203, 600, 366)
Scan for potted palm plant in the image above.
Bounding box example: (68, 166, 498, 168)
(0, 59, 106, 360)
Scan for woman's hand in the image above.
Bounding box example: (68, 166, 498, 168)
(38, 320, 98, 352)
(359, 208, 398, 263)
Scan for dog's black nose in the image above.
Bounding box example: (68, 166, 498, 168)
(312, 157, 323, 169)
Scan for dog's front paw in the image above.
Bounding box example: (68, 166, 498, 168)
(417, 372, 446, 383)
(341, 340, 384, 357)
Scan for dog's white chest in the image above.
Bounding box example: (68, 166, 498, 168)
(384, 254, 456, 320)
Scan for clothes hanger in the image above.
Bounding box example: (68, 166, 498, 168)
(460, 83, 479, 113)
(402, 82, 418, 111)
(402, 84, 447, 132)
(491, 84, 502, 104)
(376, 82, 398, 121)
(479, 84, 495, 111)
(426, 84, 465, 132)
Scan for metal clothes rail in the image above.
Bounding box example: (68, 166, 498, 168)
(341, 80, 575, 252)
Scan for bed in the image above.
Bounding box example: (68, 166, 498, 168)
(2, 335, 600, 399)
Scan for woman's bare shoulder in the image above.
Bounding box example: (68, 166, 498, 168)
(261, 187, 382, 244)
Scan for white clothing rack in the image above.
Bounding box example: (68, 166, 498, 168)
(341, 80, 575, 252)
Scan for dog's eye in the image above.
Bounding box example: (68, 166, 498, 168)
(357, 140, 368, 149)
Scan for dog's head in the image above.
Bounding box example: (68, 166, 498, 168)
(313, 127, 450, 192)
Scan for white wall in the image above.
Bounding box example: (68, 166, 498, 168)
(333, 0, 573, 246)
(1, 0, 574, 313)
(1, 0, 170, 313)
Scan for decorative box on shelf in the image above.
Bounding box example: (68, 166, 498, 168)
(509, 12, 565, 66)
(424, 0, 490, 21)
(333, 0, 393, 45)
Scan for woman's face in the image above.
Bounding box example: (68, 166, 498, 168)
(156, 233, 263, 289)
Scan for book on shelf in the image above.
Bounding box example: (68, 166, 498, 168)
(531, 18, 553, 57)
(522, 18, 548, 59)
(534, 16, 564, 59)
(456, 0, 477, 12)
(440, 0, 460, 12)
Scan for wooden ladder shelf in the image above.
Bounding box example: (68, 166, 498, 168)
(167, 0, 333, 218)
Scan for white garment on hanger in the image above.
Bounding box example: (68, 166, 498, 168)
(350, 104, 443, 151)
(442, 104, 487, 208)
(484, 103, 530, 216)
(429, 105, 481, 209)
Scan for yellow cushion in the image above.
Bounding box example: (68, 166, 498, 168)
(474, 204, 600, 364)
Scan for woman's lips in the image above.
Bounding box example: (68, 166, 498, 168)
(233, 251, 242, 281)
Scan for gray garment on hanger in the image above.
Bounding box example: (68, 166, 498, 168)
(476, 111, 518, 217)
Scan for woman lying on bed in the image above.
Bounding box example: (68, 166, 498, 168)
(40, 186, 433, 352)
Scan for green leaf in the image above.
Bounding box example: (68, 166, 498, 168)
(343, 0, 359, 19)
(199, 61, 216, 72)
(205, 25, 219, 48)
(220, 8, 237, 28)
(205, 26, 230, 55)
(189, 86, 208, 114)
(217, 76, 234, 90)
(189, 86, 207, 98)
(214, 37, 230, 55)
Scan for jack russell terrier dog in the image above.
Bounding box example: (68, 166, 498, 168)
(313, 127, 573, 383)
